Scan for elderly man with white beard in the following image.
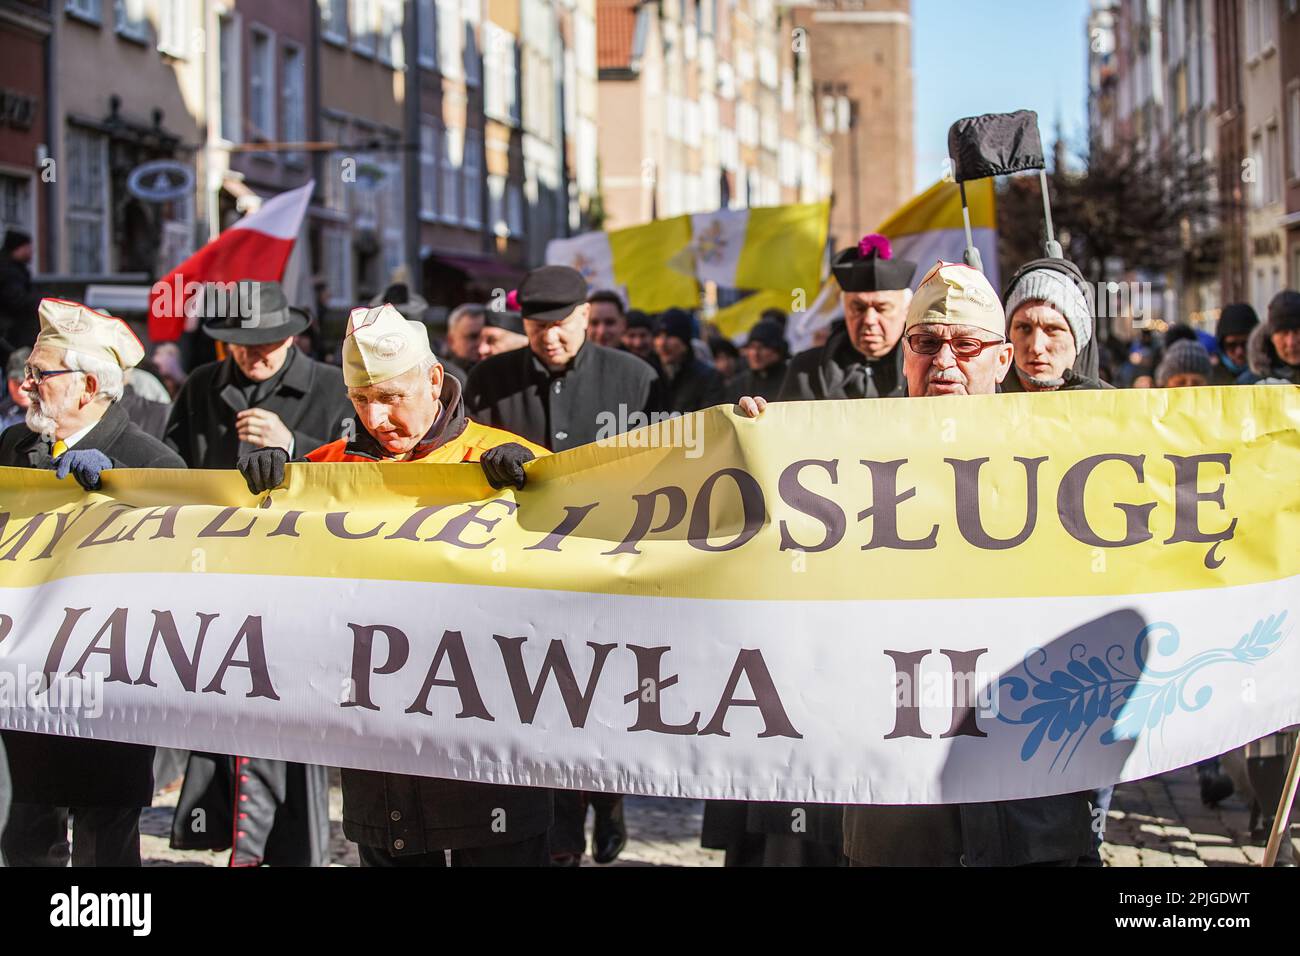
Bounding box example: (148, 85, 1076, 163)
(737, 263, 1095, 866)
(0, 298, 184, 867)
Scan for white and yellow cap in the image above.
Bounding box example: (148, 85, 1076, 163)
(36, 297, 145, 369)
(904, 261, 1005, 339)
(342, 303, 435, 387)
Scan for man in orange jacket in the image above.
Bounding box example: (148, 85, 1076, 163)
(236, 301, 550, 865)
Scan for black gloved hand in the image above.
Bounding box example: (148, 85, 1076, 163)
(52, 448, 113, 491)
(237, 447, 290, 495)
(480, 442, 536, 490)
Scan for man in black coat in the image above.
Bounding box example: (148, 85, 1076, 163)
(727, 319, 789, 403)
(465, 266, 661, 865)
(163, 281, 349, 867)
(164, 282, 353, 468)
(0, 298, 185, 867)
(654, 309, 726, 413)
(0, 230, 41, 367)
(779, 234, 916, 402)
(465, 267, 662, 454)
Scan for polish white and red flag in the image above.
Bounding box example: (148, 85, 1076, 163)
(148, 180, 314, 342)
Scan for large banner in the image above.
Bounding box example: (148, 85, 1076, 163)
(1, 387, 1298, 804)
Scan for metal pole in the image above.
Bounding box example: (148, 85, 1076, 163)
(959, 181, 983, 272)
(1039, 168, 1062, 258)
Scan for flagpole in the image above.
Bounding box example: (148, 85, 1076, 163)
(1262, 739, 1300, 867)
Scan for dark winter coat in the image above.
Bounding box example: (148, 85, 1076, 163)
(464, 341, 662, 452)
(163, 347, 353, 467)
(778, 320, 905, 401)
(1237, 323, 1299, 385)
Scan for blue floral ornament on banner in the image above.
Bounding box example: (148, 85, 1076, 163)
(996, 612, 1287, 771)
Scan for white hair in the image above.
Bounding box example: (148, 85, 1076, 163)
(63, 349, 125, 403)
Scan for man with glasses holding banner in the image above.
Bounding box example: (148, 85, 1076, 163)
(0, 298, 184, 867)
(737, 262, 1095, 866)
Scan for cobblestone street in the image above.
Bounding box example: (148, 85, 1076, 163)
(138, 764, 1296, 867)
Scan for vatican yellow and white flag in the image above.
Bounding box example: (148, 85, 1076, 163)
(786, 180, 998, 353)
(2, 387, 1299, 804)
(545, 203, 829, 316)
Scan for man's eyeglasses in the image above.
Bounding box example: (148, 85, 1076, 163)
(23, 365, 80, 385)
(1220, 337, 1248, 354)
(904, 333, 1005, 358)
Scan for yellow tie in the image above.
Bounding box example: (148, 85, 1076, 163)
(51, 440, 68, 458)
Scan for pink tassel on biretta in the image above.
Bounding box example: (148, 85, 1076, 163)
(506, 289, 519, 310)
(857, 234, 892, 259)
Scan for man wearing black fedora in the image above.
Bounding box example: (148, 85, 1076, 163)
(163, 280, 350, 866)
(163, 281, 352, 469)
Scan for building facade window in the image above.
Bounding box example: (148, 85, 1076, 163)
(418, 0, 436, 67)
(323, 226, 353, 306)
(0, 174, 34, 270)
(351, 0, 377, 56)
(379, 0, 404, 67)
(65, 125, 109, 275)
(321, 116, 348, 213)
(65, 0, 101, 23)
(462, 135, 483, 227)
(218, 13, 241, 142)
(484, 22, 518, 124)
(439, 0, 462, 79)
(248, 26, 276, 142)
(114, 0, 147, 42)
(282, 44, 306, 165)
(441, 125, 462, 223)
(1289, 86, 1300, 181)
(420, 121, 438, 217)
(321, 0, 348, 45)
(1265, 123, 1281, 204)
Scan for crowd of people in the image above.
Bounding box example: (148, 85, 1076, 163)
(0, 222, 1296, 867)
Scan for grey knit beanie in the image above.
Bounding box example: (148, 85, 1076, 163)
(1004, 267, 1093, 350)
(1155, 339, 1212, 386)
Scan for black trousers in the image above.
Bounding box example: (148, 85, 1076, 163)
(551, 791, 623, 857)
(357, 832, 550, 867)
(1, 803, 142, 867)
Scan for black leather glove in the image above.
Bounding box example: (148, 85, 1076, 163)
(480, 442, 536, 490)
(237, 447, 290, 495)
(52, 448, 113, 491)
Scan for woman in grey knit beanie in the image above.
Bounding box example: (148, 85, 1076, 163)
(1155, 338, 1212, 387)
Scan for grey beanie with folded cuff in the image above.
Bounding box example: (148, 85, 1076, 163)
(1004, 268, 1093, 351)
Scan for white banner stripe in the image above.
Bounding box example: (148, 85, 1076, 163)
(2, 571, 1296, 804)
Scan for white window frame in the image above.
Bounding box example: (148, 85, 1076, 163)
(247, 24, 277, 144)
(114, 0, 148, 43)
(65, 125, 110, 276)
(157, 0, 189, 58)
(282, 42, 307, 166)
(320, 0, 349, 46)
